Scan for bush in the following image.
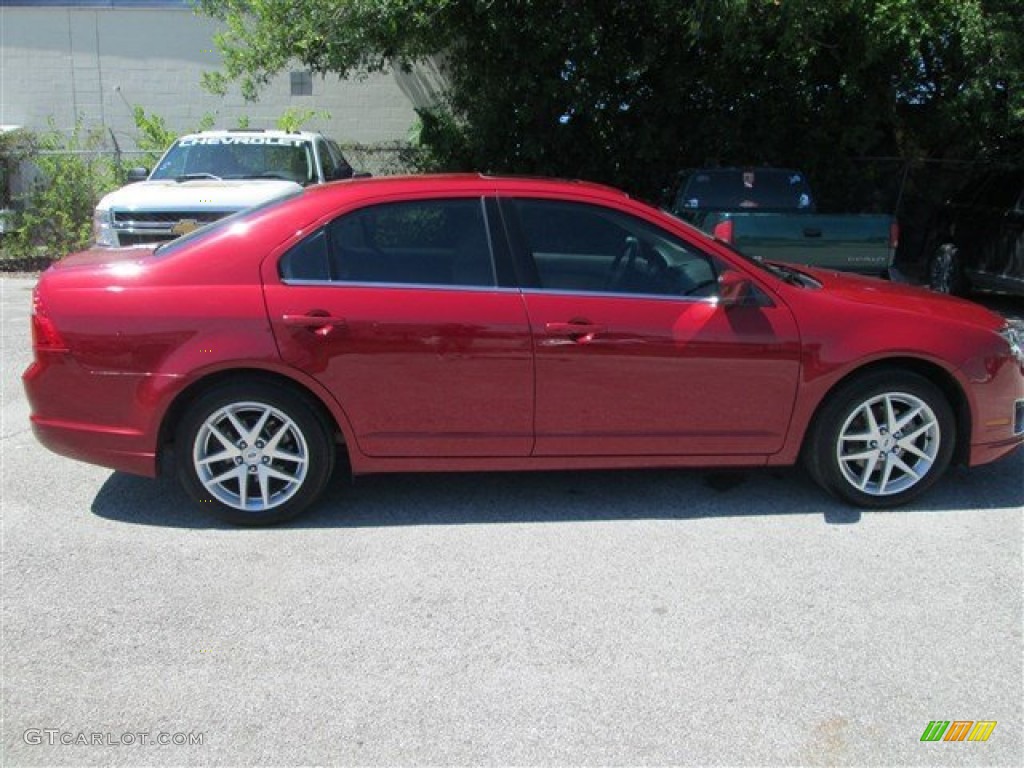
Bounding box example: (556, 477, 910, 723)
(4, 119, 121, 262)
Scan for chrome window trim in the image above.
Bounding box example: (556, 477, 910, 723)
(279, 278, 718, 303)
(520, 287, 719, 304)
(279, 278, 522, 294)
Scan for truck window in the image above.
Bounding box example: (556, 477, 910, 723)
(679, 169, 814, 212)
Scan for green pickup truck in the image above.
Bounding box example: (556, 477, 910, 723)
(670, 168, 899, 276)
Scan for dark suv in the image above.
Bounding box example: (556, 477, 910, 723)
(928, 168, 1024, 297)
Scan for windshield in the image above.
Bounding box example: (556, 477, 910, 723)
(677, 169, 814, 212)
(153, 189, 304, 257)
(150, 135, 317, 185)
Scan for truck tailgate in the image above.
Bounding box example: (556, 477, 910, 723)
(727, 213, 894, 274)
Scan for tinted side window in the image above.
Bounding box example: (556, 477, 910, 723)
(329, 199, 496, 287)
(511, 199, 719, 297)
(279, 229, 330, 281)
(327, 140, 354, 179)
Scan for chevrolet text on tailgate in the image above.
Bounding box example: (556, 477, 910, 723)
(24, 175, 1024, 525)
(92, 129, 356, 247)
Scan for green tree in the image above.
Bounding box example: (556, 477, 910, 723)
(132, 106, 220, 168)
(197, 1, 1023, 202)
(276, 107, 331, 132)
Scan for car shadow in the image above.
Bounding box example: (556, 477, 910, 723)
(90, 450, 1023, 530)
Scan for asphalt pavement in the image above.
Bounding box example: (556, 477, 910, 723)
(1, 275, 1021, 766)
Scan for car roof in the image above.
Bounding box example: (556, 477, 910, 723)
(297, 173, 631, 205)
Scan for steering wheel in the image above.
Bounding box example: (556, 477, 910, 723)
(605, 236, 641, 290)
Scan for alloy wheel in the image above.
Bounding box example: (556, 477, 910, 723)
(192, 401, 310, 511)
(835, 392, 940, 496)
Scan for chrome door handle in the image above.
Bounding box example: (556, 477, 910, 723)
(544, 321, 606, 342)
(282, 312, 347, 337)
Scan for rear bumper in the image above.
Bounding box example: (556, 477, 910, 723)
(30, 417, 157, 477)
(23, 356, 163, 478)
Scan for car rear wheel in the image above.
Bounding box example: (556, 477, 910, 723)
(175, 382, 334, 525)
(804, 371, 955, 508)
(928, 243, 967, 295)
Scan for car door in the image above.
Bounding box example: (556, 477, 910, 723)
(500, 197, 801, 457)
(263, 195, 534, 458)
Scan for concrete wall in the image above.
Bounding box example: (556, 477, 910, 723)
(0, 6, 427, 148)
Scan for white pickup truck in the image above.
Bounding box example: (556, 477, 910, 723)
(93, 129, 356, 247)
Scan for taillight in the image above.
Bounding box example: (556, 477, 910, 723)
(889, 220, 900, 250)
(712, 218, 735, 243)
(31, 288, 68, 352)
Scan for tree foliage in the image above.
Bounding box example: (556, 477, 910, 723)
(197, 0, 1023, 203)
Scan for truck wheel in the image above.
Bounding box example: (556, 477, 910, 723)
(928, 244, 966, 295)
(803, 371, 955, 508)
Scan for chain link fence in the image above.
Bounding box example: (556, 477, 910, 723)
(1, 134, 1008, 279)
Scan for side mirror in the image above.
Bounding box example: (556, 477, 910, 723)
(717, 269, 754, 307)
(126, 167, 149, 183)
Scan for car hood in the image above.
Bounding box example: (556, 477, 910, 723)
(96, 179, 302, 212)
(796, 266, 1005, 331)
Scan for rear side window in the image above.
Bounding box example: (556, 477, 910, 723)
(278, 198, 497, 287)
(279, 230, 329, 280)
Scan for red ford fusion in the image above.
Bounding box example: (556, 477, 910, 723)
(23, 175, 1024, 524)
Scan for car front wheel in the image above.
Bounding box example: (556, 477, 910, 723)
(804, 371, 955, 508)
(175, 381, 335, 525)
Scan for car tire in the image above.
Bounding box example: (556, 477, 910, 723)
(175, 381, 335, 525)
(803, 371, 955, 508)
(928, 243, 967, 295)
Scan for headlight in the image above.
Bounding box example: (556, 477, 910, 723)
(92, 208, 116, 247)
(998, 320, 1024, 366)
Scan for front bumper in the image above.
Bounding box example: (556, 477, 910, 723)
(964, 354, 1024, 467)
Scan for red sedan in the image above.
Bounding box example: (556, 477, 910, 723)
(23, 175, 1024, 524)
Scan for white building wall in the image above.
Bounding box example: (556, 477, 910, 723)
(0, 6, 425, 148)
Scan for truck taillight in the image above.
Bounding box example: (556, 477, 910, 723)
(712, 219, 735, 244)
(31, 289, 68, 352)
(889, 220, 900, 250)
